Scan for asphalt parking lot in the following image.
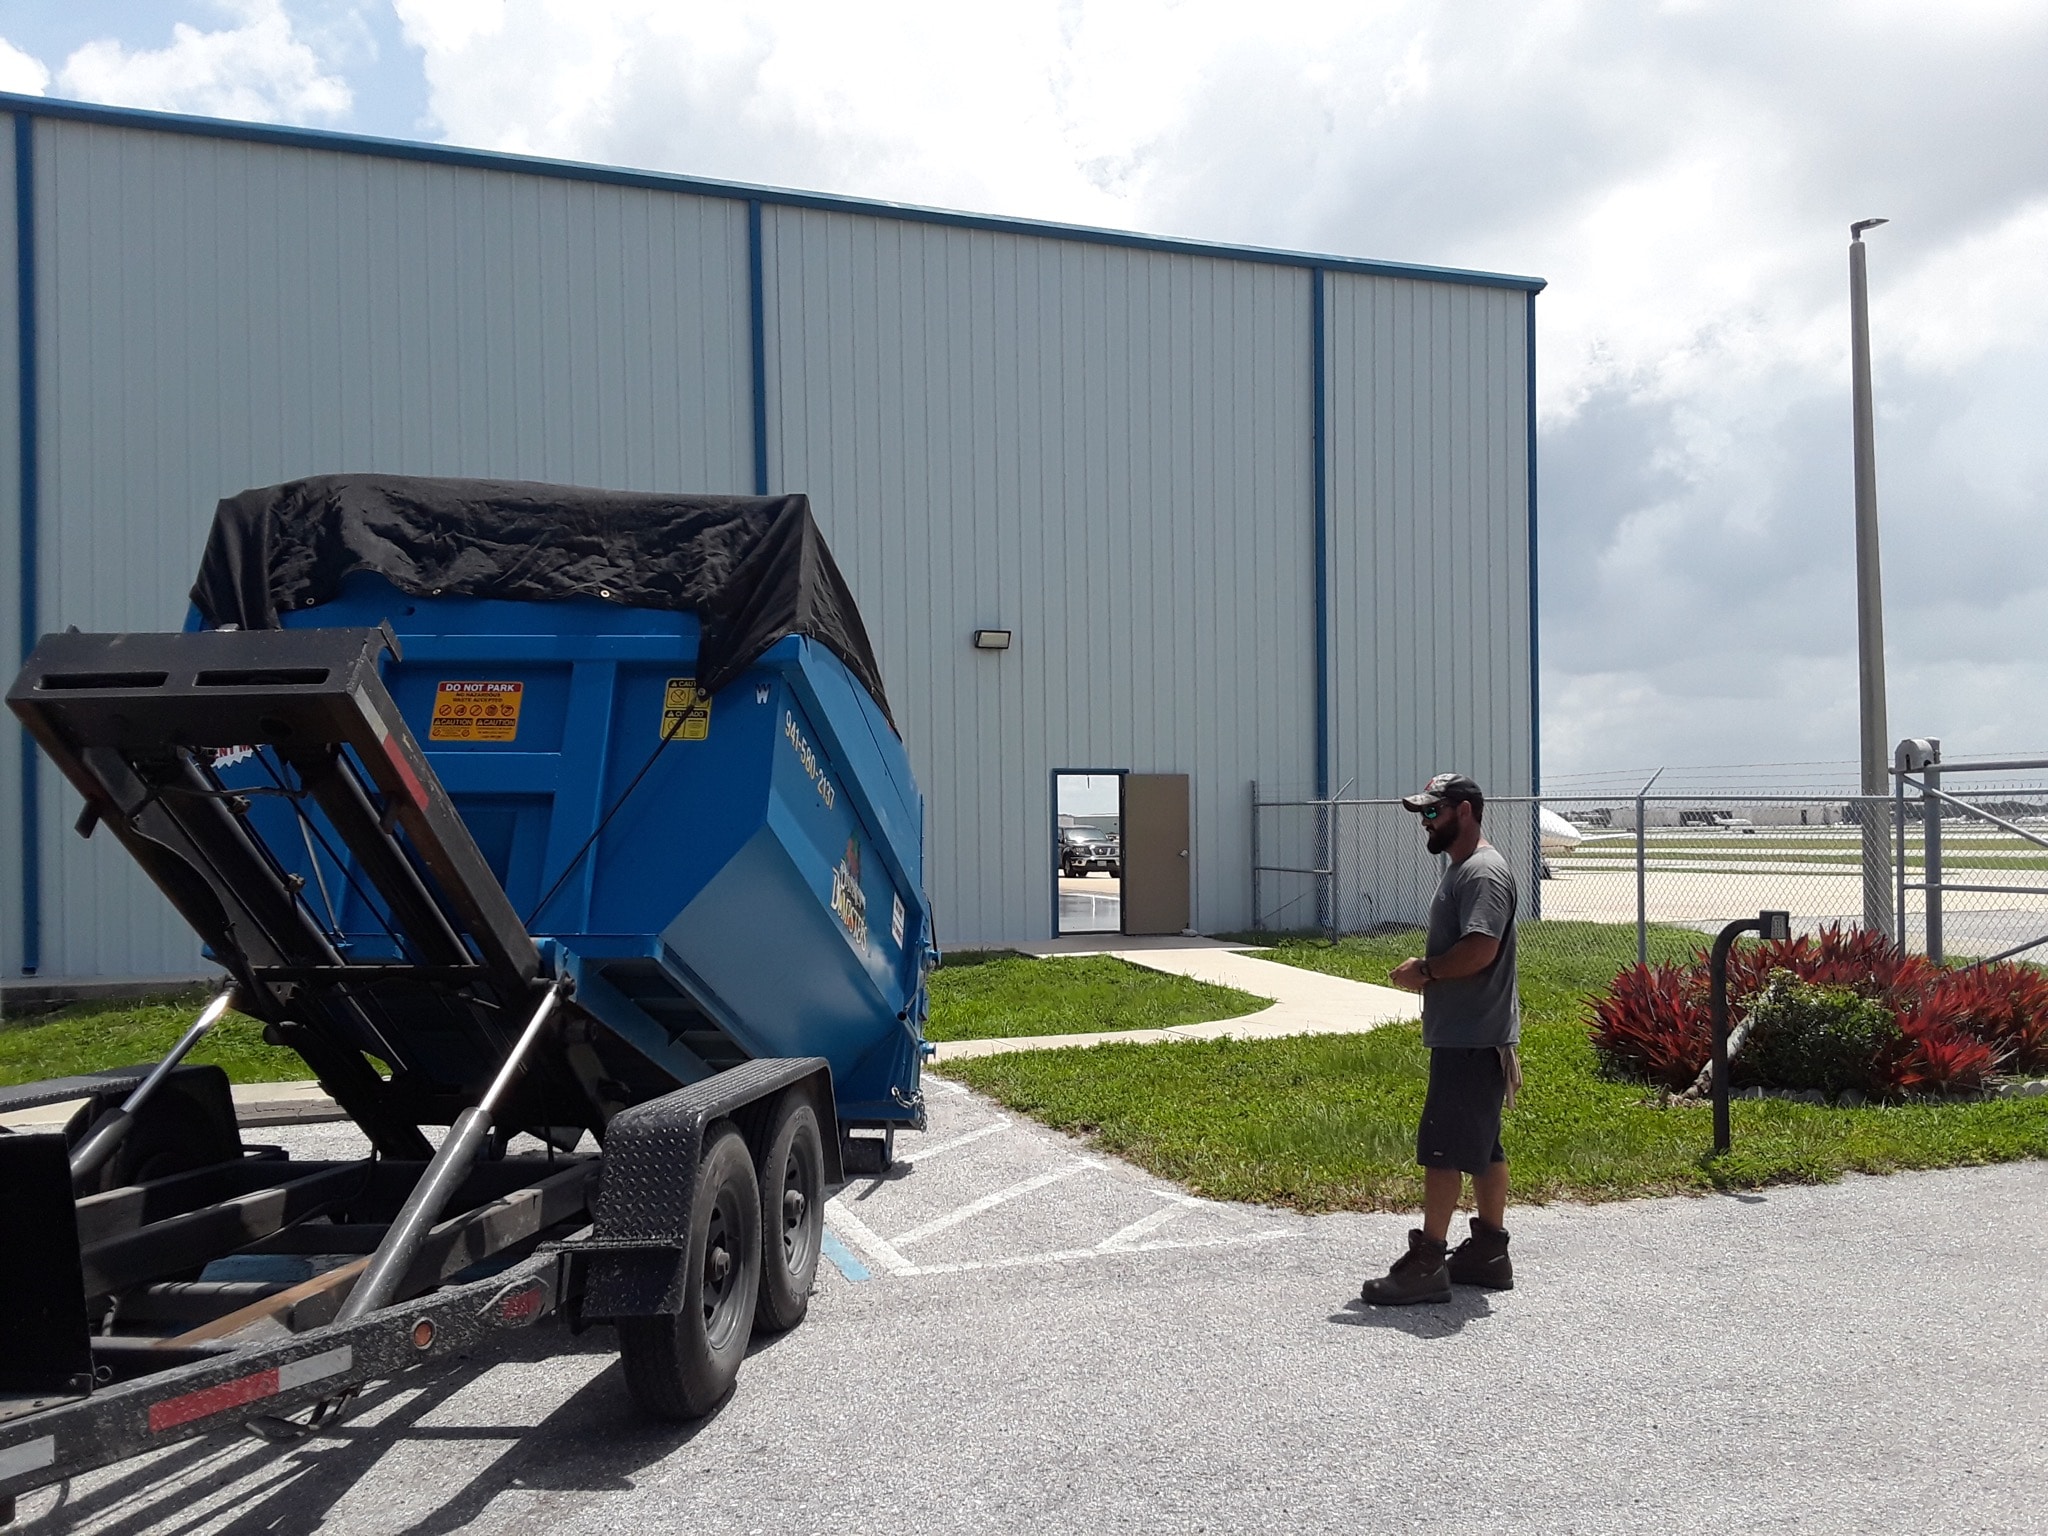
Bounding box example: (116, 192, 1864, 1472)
(22, 1077, 2048, 1535)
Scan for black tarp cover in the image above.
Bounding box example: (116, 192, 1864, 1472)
(191, 475, 895, 729)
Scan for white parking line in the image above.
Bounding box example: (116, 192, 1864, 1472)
(891, 1160, 1104, 1246)
(902, 1118, 1010, 1162)
(899, 1228, 1296, 1278)
(1095, 1205, 1187, 1251)
(824, 1198, 916, 1276)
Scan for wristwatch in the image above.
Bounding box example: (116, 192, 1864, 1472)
(1418, 960, 1434, 984)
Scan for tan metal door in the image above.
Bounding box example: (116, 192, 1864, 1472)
(1121, 774, 1190, 935)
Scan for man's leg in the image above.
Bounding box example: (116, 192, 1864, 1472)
(1473, 1160, 1508, 1229)
(1422, 1167, 1463, 1242)
(1448, 1159, 1514, 1290)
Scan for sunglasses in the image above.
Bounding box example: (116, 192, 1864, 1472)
(1420, 803, 1457, 822)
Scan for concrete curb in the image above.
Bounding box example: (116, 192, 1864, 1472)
(0, 1078, 347, 1132)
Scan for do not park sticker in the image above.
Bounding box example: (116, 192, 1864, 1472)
(429, 681, 524, 742)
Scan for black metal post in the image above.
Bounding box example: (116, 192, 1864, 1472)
(1707, 910, 1792, 1154)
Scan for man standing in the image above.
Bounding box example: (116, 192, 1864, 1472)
(1360, 772, 1521, 1305)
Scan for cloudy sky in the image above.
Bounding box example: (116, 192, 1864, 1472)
(2, 1, 2043, 784)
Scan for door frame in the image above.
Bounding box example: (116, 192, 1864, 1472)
(1050, 769, 1126, 937)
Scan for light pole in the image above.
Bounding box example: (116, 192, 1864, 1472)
(1850, 218, 1891, 935)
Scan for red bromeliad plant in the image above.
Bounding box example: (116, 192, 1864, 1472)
(1588, 962, 1709, 1090)
(1912, 962, 2048, 1075)
(1883, 1000, 2004, 1097)
(1721, 925, 1938, 1011)
(1588, 923, 2048, 1098)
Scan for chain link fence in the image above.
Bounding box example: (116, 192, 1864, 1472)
(1251, 778, 2048, 972)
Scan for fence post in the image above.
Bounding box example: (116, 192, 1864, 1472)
(1633, 769, 1663, 966)
(1249, 780, 1261, 933)
(1316, 798, 1335, 942)
(1635, 796, 1648, 965)
(1894, 773, 1907, 947)
(1861, 796, 1893, 940)
(1924, 761, 1943, 965)
(1328, 798, 1342, 936)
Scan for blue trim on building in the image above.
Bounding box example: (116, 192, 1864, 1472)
(1310, 270, 1330, 802)
(0, 92, 1546, 296)
(747, 200, 769, 496)
(13, 112, 38, 974)
(1525, 293, 1540, 802)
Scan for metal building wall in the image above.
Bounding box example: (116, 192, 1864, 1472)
(0, 116, 20, 977)
(12, 117, 755, 976)
(760, 207, 1317, 942)
(0, 99, 1537, 974)
(1322, 272, 1536, 923)
(1323, 273, 1534, 799)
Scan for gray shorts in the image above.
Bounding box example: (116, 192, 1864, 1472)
(1416, 1046, 1507, 1175)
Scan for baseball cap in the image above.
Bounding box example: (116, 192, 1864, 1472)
(1401, 772, 1484, 813)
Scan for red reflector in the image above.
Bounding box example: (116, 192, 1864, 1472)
(497, 1284, 545, 1324)
(150, 1367, 279, 1433)
(381, 736, 430, 814)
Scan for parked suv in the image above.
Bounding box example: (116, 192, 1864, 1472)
(1059, 826, 1122, 878)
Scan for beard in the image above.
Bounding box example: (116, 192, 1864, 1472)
(1425, 821, 1455, 855)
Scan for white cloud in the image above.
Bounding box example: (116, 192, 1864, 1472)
(0, 36, 50, 96)
(107, 1, 2048, 773)
(58, 1, 351, 125)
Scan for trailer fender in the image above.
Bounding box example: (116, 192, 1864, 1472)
(574, 1058, 837, 1320)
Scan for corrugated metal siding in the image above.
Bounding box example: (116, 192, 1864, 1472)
(1324, 275, 1532, 797)
(1322, 275, 1535, 922)
(0, 111, 1535, 973)
(0, 116, 20, 976)
(27, 120, 755, 976)
(762, 208, 1317, 943)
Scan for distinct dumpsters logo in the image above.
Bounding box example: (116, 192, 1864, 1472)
(831, 836, 869, 952)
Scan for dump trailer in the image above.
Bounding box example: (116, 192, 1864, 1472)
(0, 477, 934, 1516)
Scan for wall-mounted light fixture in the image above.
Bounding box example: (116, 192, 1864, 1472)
(972, 629, 1012, 651)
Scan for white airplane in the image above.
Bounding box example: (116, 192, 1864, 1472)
(1538, 806, 1584, 855)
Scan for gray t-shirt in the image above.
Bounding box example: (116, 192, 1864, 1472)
(1420, 843, 1520, 1048)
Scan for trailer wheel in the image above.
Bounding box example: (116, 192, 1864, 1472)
(755, 1095, 825, 1332)
(618, 1125, 761, 1420)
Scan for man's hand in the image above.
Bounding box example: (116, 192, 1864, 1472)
(1389, 934, 1502, 994)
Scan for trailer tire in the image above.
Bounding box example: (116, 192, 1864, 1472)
(618, 1125, 761, 1420)
(756, 1096, 825, 1332)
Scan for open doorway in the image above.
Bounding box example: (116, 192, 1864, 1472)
(1054, 772, 1123, 935)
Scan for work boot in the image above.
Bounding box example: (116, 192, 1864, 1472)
(1447, 1216, 1513, 1290)
(1359, 1230, 1450, 1305)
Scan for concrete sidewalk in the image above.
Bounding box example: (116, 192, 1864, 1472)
(931, 935, 1419, 1061)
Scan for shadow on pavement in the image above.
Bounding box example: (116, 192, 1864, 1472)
(22, 1322, 798, 1536)
(1327, 1293, 1495, 1337)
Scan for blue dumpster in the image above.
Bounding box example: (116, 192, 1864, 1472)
(259, 576, 933, 1129)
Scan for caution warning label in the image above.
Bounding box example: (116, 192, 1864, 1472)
(661, 678, 713, 741)
(429, 681, 524, 742)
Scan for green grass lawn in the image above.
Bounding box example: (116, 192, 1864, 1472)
(0, 951, 1269, 1088)
(925, 951, 1269, 1042)
(940, 921, 2048, 1211)
(0, 994, 309, 1087)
